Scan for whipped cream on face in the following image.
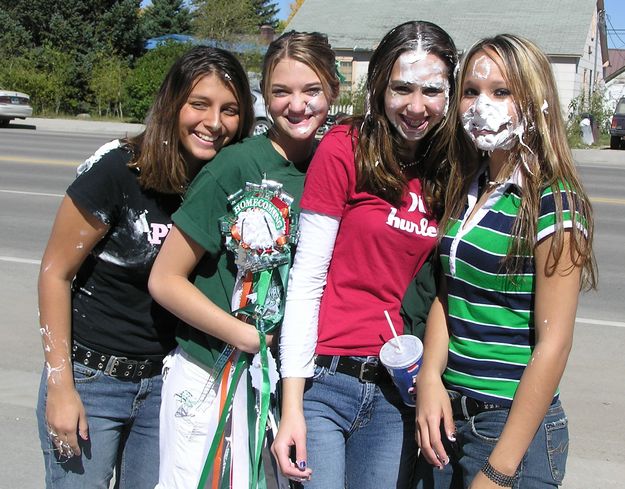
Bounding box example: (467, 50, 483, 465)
(471, 55, 492, 80)
(286, 95, 324, 135)
(387, 50, 450, 140)
(461, 94, 523, 152)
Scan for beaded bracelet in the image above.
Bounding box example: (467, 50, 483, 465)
(480, 460, 518, 487)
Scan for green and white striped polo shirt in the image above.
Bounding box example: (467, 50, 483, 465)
(439, 168, 582, 406)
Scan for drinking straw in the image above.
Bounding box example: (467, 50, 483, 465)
(384, 310, 402, 352)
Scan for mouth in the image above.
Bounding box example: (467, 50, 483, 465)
(193, 131, 219, 144)
(400, 115, 428, 133)
(285, 114, 313, 126)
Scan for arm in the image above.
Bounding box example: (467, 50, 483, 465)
(148, 225, 261, 353)
(38, 196, 109, 457)
(415, 277, 456, 468)
(470, 231, 580, 488)
(271, 211, 339, 481)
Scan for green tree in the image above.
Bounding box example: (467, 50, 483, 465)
(253, 0, 279, 28)
(0, 0, 143, 59)
(192, 0, 258, 41)
(123, 41, 191, 121)
(0, 8, 33, 60)
(141, 0, 193, 38)
(90, 53, 130, 118)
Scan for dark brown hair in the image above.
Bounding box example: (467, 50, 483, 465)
(352, 20, 458, 213)
(126, 46, 254, 194)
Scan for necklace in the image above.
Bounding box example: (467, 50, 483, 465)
(485, 168, 507, 188)
(398, 159, 419, 171)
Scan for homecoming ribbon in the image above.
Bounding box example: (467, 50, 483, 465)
(197, 180, 298, 489)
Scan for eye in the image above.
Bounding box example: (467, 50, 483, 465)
(423, 86, 445, 97)
(222, 105, 239, 116)
(390, 83, 411, 95)
(462, 87, 478, 97)
(272, 88, 288, 97)
(494, 88, 511, 97)
(306, 87, 323, 97)
(189, 101, 207, 109)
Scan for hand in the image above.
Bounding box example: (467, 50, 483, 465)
(270, 409, 312, 483)
(415, 373, 455, 469)
(468, 469, 503, 489)
(45, 384, 89, 458)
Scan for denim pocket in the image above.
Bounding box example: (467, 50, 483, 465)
(469, 410, 507, 444)
(72, 362, 102, 384)
(545, 416, 568, 483)
(311, 364, 327, 381)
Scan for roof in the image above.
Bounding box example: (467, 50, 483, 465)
(288, 0, 598, 56)
(144, 34, 267, 54)
(606, 49, 625, 81)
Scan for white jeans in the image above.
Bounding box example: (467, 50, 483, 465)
(155, 347, 221, 489)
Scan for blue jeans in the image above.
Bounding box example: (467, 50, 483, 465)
(37, 361, 163, 489)
(414, 395, 569, 489)
(302, 357, 418, 489)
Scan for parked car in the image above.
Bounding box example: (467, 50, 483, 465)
(252, 89, 271, 135)
(0, 90, 33, 126)
(609, 97, 625, 150)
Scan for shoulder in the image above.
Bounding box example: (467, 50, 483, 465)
(318, 124, 357, 150)
(185, 135, 276, 201)
(76, 140, 132, 176)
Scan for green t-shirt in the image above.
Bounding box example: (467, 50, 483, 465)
(172, 134, 308, 367)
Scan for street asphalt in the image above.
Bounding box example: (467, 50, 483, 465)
(1, 117, 623, 488)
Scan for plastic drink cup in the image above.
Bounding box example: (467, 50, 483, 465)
(379, 334, 424, 407)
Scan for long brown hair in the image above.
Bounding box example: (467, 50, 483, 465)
(440, 34, 597, 289)
(126, 46, 253, 194)
(351, 20, 458, 213)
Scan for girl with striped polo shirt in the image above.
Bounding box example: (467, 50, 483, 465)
(415, 35, 597, 488)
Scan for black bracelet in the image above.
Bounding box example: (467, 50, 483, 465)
(480, 460, 517, 487)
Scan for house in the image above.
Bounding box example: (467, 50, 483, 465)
(287, 0, 608, 116)
(605, 48, 625, 109)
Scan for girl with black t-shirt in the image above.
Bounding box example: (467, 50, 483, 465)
(36, 46, 253, 489)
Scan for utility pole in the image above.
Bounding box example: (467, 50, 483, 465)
(592, 7, 605, 95)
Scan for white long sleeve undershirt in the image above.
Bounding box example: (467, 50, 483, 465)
(279, 210, 340, 378)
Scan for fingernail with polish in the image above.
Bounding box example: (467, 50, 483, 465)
(297, 460, 307, 470)
(447, 432, 456, 442)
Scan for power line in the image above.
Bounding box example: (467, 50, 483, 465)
(606, 13, 625, 48)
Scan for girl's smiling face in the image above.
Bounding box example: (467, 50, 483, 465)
(178, 73, 240, 166)
(460, 51, 522, 152)
(384, 49, 450, 152)
(267, 58, 329, 142)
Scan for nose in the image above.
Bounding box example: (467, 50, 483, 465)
(407, 92, 425, 115)
(289, 93, 308, 113)
(203, 107, 222, 131)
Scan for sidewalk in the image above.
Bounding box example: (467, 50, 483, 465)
(26, 117, 145, 137)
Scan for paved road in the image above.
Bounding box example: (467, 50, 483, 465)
(1, 118, 624, 488)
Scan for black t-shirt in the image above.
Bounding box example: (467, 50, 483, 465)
(68, 140, 179, 358)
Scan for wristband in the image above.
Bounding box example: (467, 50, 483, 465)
(480, 460, 518, 487)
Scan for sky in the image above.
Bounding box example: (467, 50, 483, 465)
(604, 0, 625, 49)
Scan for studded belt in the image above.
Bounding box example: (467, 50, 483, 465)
(71, 341, 164, 382)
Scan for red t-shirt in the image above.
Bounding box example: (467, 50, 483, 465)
(300, 125, 438, 356)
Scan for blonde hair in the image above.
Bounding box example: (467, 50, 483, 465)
(260, 31, 340, 107)
(440, 34, 597, 289)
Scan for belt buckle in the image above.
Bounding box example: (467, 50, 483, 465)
(104, 355, 128, 376)
(358, 361, 377, 383)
